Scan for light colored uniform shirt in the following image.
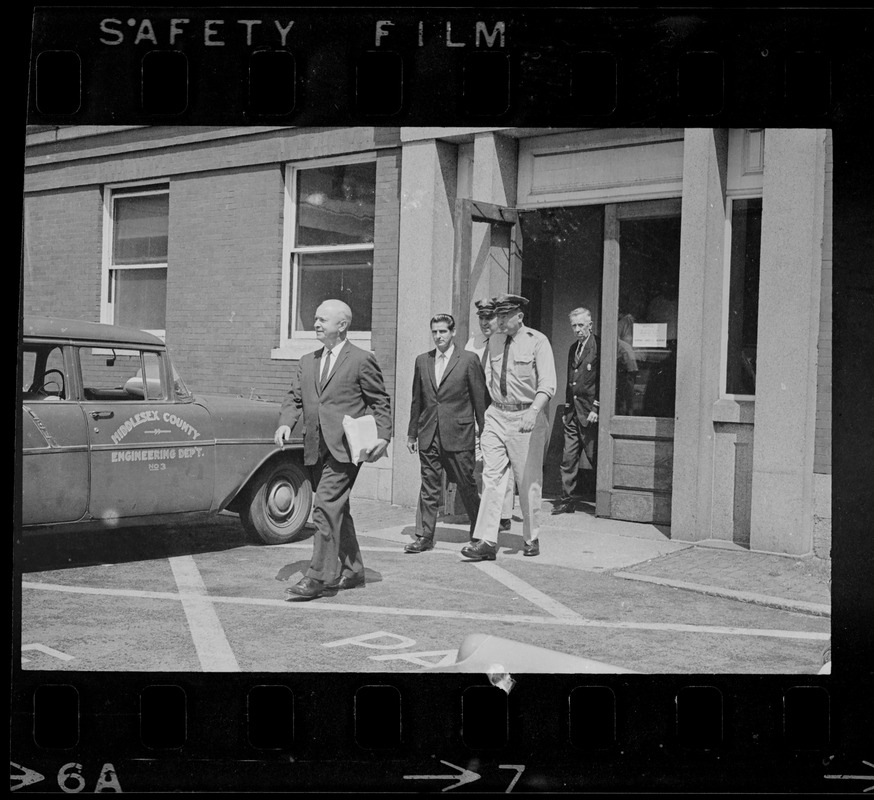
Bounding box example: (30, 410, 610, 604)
(485, 325, 556, 403)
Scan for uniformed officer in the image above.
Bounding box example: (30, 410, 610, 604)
(464, 297, 514, 533)
(553, 307, 600, 514)
(461, 293, 556, 560)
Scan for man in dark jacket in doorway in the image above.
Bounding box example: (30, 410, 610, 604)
(554, 307, 600, 514)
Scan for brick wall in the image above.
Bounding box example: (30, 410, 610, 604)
(22, 187, 104, 321)
(164, 164, 294, 401)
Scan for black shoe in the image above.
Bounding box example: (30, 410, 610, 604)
(551, 500, 574, 515)
(329, 572, 366, 591)
(499, 518, 512, 532)
(461, 539, 497, 561)
(523, 540, 540, 557)
(404, 537, 434, 553)
(285, 576, 335, 600)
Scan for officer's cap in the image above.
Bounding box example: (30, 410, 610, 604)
(493, 293, 529, 314)
(474, 298, 498, 317)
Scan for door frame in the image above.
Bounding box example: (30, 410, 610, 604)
(452, 198, 523, 343)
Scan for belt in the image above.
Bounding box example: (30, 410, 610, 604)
(491, 401, 532, 412)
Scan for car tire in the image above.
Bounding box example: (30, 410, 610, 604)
(241, 458, 313, 545)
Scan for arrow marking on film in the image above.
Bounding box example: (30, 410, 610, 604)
(10, 762, 46, 791)
(824, 760, 874, 792)
(403, 759, 481, 791)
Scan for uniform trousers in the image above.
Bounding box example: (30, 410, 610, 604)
(472, 404, 550, 544)
(559, 413, 598, 501)
(417, 428, 480, 540)
(305, 441, 363, 584)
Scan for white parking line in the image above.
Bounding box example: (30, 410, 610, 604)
(168, 556, 240, 672)
(22, 581, 829, 641)
(474, 562, 581, 620)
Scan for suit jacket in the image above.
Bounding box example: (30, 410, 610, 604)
(407, 348, 486, 452)
(565, 335, 600, 426)
(279, 341, 393, 465)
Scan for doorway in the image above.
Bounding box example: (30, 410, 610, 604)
(520, 199, 682, 524)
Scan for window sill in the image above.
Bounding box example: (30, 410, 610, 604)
(712, 397, 755, 424)
(271, 336, 373, 361)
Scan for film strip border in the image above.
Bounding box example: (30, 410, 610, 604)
(12, 674, 870, 793)
(27, 8, 874, 126)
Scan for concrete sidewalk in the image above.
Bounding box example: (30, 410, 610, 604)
(347, 497, 832, 618)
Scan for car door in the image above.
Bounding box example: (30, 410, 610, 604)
(21, 341, 89, 524)
(78, 343, 215, 519)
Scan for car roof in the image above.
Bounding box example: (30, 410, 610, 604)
(22, 316, 165, 347)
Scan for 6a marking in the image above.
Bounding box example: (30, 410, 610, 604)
(57, 763, 121, 793)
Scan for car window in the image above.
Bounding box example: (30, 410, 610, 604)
(22, 345, 68, 401)
(79, 347, 168, 402)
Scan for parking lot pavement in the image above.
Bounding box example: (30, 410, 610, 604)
(20, 508, 830, 674)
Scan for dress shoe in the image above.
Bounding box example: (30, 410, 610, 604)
(523, 539, 540, 557)
(329, 572, 366, 591)
(461, 539, 497, 561)
(404, 537, 434, 554)
(499, 518, 512, 532)
(285, 576, 335, 600)
(551, 500, 574, 515)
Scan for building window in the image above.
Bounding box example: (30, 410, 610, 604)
(102, 185, 169, 335)
(283, 157, 376, 343)
(724, 197, 762, 396)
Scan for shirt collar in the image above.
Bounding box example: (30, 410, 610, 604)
(325, 338, 347, 356)
(437, 344, 454, 360)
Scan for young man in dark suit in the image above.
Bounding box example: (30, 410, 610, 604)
(274, 299, 392, 599)
(553, 306, 600, 514)
(406, 313, 487, 552)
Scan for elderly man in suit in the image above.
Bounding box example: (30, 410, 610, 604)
(553, 307, 600, 514)
(274, 299, 392, 599)
(406, 313, 487, 553)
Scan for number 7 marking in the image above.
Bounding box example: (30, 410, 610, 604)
(499, 764, 526, 793)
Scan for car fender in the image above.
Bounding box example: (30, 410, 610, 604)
(218, 445, 306, 513)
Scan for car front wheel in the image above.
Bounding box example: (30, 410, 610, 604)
(241, 458, 313, 544)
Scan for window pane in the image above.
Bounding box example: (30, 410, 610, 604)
(725, 199, 762, 395)
(616, 214, 682, 417)
(295, 163, 376, 246)
(80, 350, 164, 402)
(113, 268, 167, 330)
(22, 346, 67, 400)
(294, 251, 373, 333)
(113, 193, 169, 264)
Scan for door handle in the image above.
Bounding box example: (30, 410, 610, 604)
(90, 410, 114, 420)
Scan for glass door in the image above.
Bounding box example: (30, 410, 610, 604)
(596, 199, 681, 524)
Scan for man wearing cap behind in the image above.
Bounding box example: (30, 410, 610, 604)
(461, 293, 556, 560)
(406, 313, 487, 553)
(465, 297, 515, 534)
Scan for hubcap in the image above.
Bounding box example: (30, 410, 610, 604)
(266, 479, 296, 524)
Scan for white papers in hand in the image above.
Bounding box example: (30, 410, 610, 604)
(342, 414, 379, 464)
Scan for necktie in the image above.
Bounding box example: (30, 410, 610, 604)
(320, 349, 332, 390)
(574, 341, 583, 368)
(481, 339, 489, 369)
(435, 352, 446, 385)
(499, 336, 511, 397)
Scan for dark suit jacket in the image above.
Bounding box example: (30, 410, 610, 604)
(407, 348, 486, 452)
(279, 341, 393, 465)
(565, 335, 600, 426)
